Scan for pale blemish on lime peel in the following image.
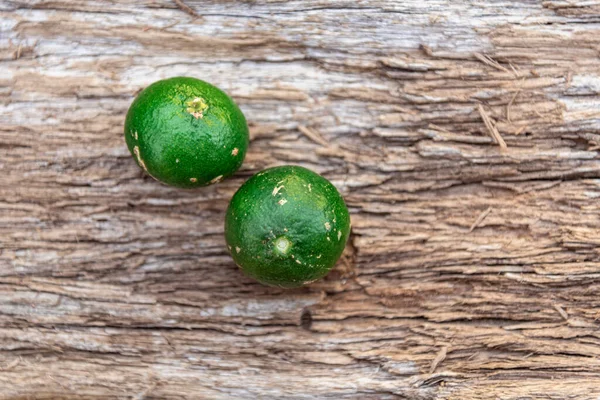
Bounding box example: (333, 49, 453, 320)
(317, 254, 322, 259)
(274, 236, 292, 255)
(232, 148, 239, 156)
(210, 175, 223, 184)
(278, 198, 288, 206)
(272, 185, 284, 196)
(190, 178, 197, 183)
(132, 131, 138, 140)
(236, 246, 241, 253)
(133, 146, 148, 172)
(308, 184, 312, 192)
(133, 146, 159, 181)
(186, 97, 209, 119)
(338, 230, 342, 240)
(325, 222, 331, 231)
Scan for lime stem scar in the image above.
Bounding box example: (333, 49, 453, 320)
(186, 97, 208, 119)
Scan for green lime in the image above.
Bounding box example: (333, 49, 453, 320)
(124, 77, 249, 188)
(225, 165, 351, 288)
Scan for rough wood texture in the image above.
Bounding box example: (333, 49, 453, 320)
(2, 0, 600, 398)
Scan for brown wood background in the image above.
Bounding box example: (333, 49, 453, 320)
(2, 0, 600, 398)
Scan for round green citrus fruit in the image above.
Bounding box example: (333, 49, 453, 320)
(124, 77, 249, 188)
(225, 165, 351, 288)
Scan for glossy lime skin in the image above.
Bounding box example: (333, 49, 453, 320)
(124, 77, 249, 188)
(225, 166, 351, 288)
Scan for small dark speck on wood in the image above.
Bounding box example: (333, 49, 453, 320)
(300, 309, 313, 330)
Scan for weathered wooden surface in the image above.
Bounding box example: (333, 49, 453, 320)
(2, 0, 600, 398)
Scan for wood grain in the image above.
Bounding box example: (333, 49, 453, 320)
(2, 0, 600, 398)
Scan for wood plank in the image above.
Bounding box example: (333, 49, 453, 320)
(2, 0, 600, 398)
